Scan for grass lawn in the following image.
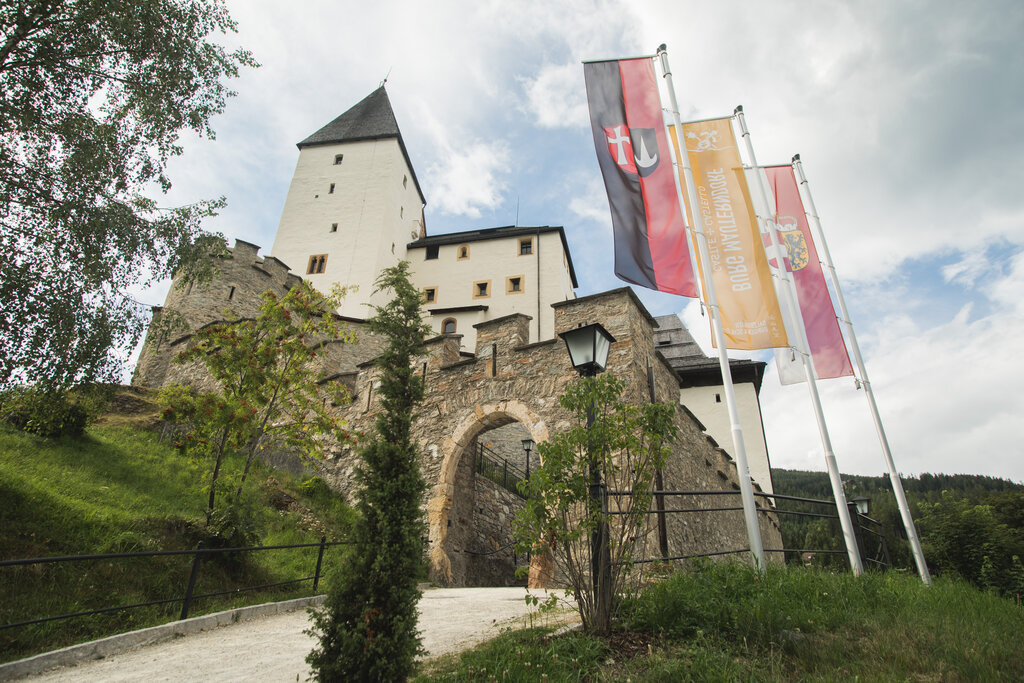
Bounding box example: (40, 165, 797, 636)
(0, 413, 353, 663)
(418, 562, 1024, 681)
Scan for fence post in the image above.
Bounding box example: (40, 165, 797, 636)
(312, 536, 327, 592)
(180, 541, 204, 620)
(879, 533, 892, 569)
(654, 470, 669, 559)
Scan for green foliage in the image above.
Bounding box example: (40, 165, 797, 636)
(773, 468, 1024, 591)
(0, 386, 91, 437)
(158, 280, 354, 518)
(514, 374, 676, 634)
(0, 420, 355, 663)
(416, 627, 608, 682)
(916, 490, 1024, 600)
(0, 0, 257, 390)
(423, 563, 1024, 681)
(205, 494, 261, 552)
(308, 262, 431, 682)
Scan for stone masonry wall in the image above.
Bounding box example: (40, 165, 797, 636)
(445, 436, 528, 587)
(133, 239, 386, 394)
(332, 287, 781, 586)
(134, 241, 783, 587)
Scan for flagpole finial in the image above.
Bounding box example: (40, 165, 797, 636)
(734, 104, 744, 115)
(792, 153, 801, 162)
(657, 43, 667, 53)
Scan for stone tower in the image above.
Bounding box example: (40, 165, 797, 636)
(270, 87, 427, 319)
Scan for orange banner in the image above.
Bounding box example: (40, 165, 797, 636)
(671, 119, 787, 349)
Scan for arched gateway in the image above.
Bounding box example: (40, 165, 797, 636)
(328, 288, 782, 586)
(137, 283, 782, 586)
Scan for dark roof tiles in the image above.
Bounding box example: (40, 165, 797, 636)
(298, 87, 400, 147)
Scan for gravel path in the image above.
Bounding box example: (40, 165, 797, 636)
(24, 588, 569, 682)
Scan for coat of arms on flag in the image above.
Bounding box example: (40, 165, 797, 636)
(603, 125, 660, 177)
(583, 58, 697, 297)
(766, 216, 810, 272)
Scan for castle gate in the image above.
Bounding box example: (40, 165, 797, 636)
(135, 273, 783, 587)
(329, 289, 782, 587)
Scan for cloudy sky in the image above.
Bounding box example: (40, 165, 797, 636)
(148, 0, 1024, 482)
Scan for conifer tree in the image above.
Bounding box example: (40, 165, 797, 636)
(307, 262, 430, 681)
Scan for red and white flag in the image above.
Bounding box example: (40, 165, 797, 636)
(583, 58, 698, 297)
(764, 165, 853, 384)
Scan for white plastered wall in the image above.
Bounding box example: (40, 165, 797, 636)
(679, 383, 774, 495)
(410, 231, 575, 350)
(270, 138, 424, 320)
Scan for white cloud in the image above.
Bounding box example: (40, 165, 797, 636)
(568, 177, 612, 225)
(942, 249, 989, 287)
(426, 140, 511, 218)
(986, 249, 1024, 313)
(762, 254, 1024, 481)
(521, 63, 590, 129)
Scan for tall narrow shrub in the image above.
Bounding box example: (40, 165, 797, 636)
(307, 262, 430, 681)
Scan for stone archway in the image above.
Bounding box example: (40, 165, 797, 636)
(426, 400, 548, 586)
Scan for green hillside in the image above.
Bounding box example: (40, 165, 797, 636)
(0, 391, 354, 663)
(772, 468, 1024, 598)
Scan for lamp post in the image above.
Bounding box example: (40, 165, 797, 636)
(558, 322, 616, 633)
(521, 437, 535, 481)
(521, 436, 536, 569)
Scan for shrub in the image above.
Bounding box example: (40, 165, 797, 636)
(0, 386, 90, 438)
(917, 490, 1024, 600)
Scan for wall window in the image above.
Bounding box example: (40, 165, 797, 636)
(441, 318, 457, 334)
(400, 206, 404, 218)
(328, 183, 335, 194)
(228, 285, 236, 300)
(423, 287, 437, 304)
(403, 175, 408, 188)
(334, 154, 344, 165)
(330, 223, 338, 233)
(518, 238, 533, 256)
(307, 254, 328, 274)
(506, 275, 523, 294)
(473, 280, 491, 299)
(425, 244, 439, 260)
(457, 244, 470, 260)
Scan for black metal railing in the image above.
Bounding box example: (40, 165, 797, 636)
(474, 443, 527, 498)
(604, 489, 893, 572)
(0, 537, 350, 634)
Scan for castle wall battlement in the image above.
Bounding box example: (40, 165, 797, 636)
(133, 245, 781, 587)
(132, 239, 382, 391)
(333, 287, 780, 585)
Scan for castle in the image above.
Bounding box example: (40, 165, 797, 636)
(133, 87, 781, 586)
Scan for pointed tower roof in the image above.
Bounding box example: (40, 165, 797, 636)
(298, 86, 425, 206)
(298, 87, 400, 147)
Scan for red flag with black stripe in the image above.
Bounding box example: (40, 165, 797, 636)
(584, 58, 697, 297)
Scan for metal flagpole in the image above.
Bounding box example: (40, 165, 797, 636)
(792, 153, 932, 584)
(656, 45, 767, 570)
(734, 106, 865, 575)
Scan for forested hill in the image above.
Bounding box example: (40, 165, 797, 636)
(773, 468, 1024, 503)
(771, 468, 1024, 600)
